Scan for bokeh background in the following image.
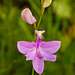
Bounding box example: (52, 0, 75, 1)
(0, 0, 75, 75)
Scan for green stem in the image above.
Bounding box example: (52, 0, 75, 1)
(32, 67, 34, 75)
(34, 23, 36, 29)
(36, 2, 45, 29)
(33, 23, 37, 41)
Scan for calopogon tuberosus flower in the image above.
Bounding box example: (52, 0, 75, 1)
(21, 8, 37, 24)
(17, 30, 61, 74)
(43, 0, 52, 8)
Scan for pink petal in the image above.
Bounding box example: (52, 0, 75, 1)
(35, 30, 45, 39)
(26, 48, 36, 61)
(21, 8, 36, 24)
(17, 41, 36, 54)
(40, 41, 61, 53)
(43, 55, 57, 62)
(40, 47, 52, 56)
(40, 48, 57, 62)
(35, 30, 38, 34)
(35, 30, 45, 35)
(33, 57, 44, 74)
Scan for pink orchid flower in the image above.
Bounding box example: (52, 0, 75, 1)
(17, 30, 61, 74)
(21, 8, 37, 24)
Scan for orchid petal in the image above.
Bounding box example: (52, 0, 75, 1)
(35, 30, 45, 39)
(35, 30, 38, 34)
(21, 8, 36, 24)
(26, 48, 36, 61)
(40, 41, 61, 53)
(43, 55, 57, 62)
(17, 41, 36, 54)
(33, 57, 44, 74)
(39, 48, 56, 62)
(35, 30, 45, 35)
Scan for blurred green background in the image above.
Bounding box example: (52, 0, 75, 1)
(0, 0, 75, 75)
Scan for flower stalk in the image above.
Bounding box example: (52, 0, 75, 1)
(36, 1, 45, 29)
(32, 67, 34, 75)
(33, 23, 37, 41)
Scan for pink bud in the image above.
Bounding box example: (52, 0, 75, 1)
(21, 8, 37, 24)
(43, 0, 52, 8)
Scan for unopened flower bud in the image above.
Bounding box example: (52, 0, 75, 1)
(21, 8, 37, 24)
(43, 0, 52, 8)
